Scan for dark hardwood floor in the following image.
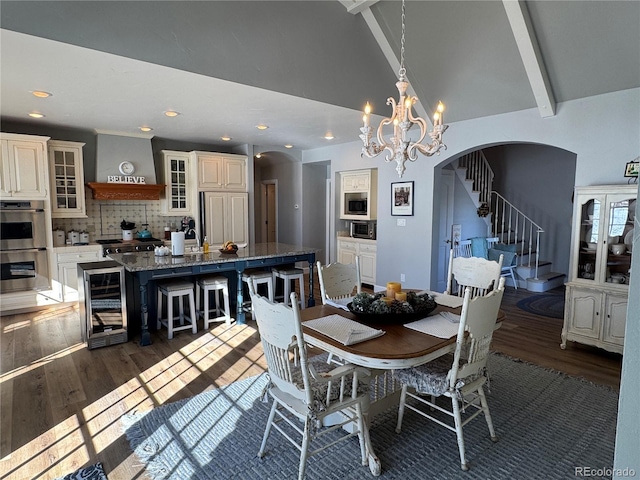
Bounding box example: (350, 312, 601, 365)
(0, 280, 621, 479)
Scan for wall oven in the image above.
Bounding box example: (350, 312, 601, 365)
(350, 220, 376, 239)
(0, 200, 49, 293)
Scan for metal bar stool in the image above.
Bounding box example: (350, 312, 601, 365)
(196, 275, 232, 328)
(156, 280, 197, 339)
(272, 266, 305, 309)
(241, 270, 274, 314)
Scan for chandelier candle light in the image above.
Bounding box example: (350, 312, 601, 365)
(360, 0, 448, 178)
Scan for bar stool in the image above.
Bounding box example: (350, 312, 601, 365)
(242, 270, 275, 314)
(156, 280, 197, 340)
(272, 266, 306, 309)
(196, 276, 232, 328)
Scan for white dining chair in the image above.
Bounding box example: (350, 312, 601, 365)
(249, 285, 380, 479)
(394, 277, 506, 471)
(316, 256, 362, 306)
(445, 249, 503, 298)
(316, 257, 362, 365)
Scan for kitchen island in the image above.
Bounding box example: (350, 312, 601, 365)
(106, 242, 319, 345)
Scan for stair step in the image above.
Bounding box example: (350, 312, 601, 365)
(516, 261, 552, 278)
(526, 272, 566, 292)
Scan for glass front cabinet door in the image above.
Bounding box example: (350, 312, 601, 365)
(48, 140, 86, 218)
(161, 150, 193, 215)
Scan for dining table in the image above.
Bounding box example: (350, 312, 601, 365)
(301, 298, 505, 417)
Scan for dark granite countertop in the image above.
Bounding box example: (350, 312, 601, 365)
(106, 242, 319, 272)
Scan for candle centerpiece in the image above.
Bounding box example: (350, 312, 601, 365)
(347, 291, 437, 325)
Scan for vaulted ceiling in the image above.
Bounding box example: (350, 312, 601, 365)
(1, 1, 638, 151)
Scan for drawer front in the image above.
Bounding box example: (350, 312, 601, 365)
(338, 240, 357, 252)
(246, 255, 310, 268)
(150, 267, 193, 279)
(359, 243, 377, 253)
(57, 251, 100, 263)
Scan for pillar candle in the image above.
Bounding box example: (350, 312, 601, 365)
(386, 281, 402, 299)
(395, 291, 407, 302)
(382, 296, 395, 305)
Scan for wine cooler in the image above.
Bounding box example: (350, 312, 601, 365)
(78, 261, 127, 349)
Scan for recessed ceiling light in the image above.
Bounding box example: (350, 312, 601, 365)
(164, 110, 180, 117)
(139, 126, 153, 132)
(221, 136, 232, 141)
(31, 91, 52, 98)
(256, 124, 269, 130)
(28, 112, 45, 118)
(284, 144, 293, 149)
(255, 153, 262, 159)
(324, 132, 335, 140)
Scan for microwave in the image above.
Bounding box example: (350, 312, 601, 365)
(346, 198, 368, 215)
(350, 221, 376, 240)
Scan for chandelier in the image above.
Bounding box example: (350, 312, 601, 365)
(360, 0, 448, 178)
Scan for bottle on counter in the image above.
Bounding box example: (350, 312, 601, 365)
(203, 236, 209, 254)
(164, 226, 171, 240)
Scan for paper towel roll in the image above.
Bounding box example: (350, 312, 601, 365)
(171, 231, 185, 256)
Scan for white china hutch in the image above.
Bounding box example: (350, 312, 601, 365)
(562, 184, 636, 354)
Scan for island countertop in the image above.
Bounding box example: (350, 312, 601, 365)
(106, 242, 319, 272)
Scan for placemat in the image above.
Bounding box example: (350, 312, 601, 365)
(304, 314, 385, 346)
(419, 290, 464, 308)
(404, 312, 461, 339)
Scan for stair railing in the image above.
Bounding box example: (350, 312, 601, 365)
(490, 191, 545, 279)
(458, 151, 493, 206)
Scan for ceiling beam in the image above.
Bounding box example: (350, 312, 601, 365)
(358, 6, 433, 126)
(339, 0, 380, 15)
(503, 0, 556, 117)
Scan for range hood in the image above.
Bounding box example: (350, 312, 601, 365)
(87, 132, 165, 200)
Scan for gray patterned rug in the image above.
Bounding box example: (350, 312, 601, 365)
(124, 354, 618, 479)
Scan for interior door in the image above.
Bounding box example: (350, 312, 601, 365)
(436, 170, 455, 292)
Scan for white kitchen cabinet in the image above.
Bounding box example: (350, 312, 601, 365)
(49, 140, 87, 218)
(561, 184, 636, 354)
(339, 169, 377, 220)
(337, 237, 377, 285)
(51, 245, 102, 302)
(0, 133, 50, 199)
(197, 152, 247, 191)
(202, 191, 248, 247)
(161, 150, 195, 216)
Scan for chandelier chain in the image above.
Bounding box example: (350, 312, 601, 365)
(400, 0, 406, 77)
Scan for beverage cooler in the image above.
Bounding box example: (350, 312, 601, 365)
(78, 261, 127, 349)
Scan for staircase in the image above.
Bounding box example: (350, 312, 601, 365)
(455, 152, 566, 292)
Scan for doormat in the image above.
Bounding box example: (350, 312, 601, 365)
(516, 294, 565, 319)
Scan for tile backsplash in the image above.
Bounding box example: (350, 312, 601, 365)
(52, 187, 188, 241)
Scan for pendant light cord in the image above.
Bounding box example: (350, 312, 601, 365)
(399, 0, 406, 78)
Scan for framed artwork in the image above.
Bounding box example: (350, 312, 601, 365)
(624, 161, 639, 177)
(391, 181, 414, 216)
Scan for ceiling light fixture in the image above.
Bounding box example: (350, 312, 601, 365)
(256, 124, 269, 130)
(255, 153, 262, 159)
(284, 144, 293, 149)
(324, 132, 335, 140)
(31, 91, 52, 98)
(221, 136, 232, 141)
(28, 112, 45, 118)
(360, 0, 448, 178)
(164, 110, 180, 117)
(139, 126, 153, 132)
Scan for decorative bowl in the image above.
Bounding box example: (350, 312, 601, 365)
(346, 303, 435, 324)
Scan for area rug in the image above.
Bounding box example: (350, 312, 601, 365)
(516, 293, 565, 319)
(54, 462, 108, 480)
(123, 354, 618, 479)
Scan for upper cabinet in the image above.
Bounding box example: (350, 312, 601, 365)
(339, 169, 378, 220)
(569, 185, 635, 287)
(161, 150, 195, 216)
(196, 152, 247, 191)
(49, 140, 87, 218)
(0, 133, 50, 199)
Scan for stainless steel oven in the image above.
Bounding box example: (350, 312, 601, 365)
(0, 200, 49, 293)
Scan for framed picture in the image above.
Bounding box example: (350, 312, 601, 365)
(391, 181, 414, 216)
(624, 161, 639, 177)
